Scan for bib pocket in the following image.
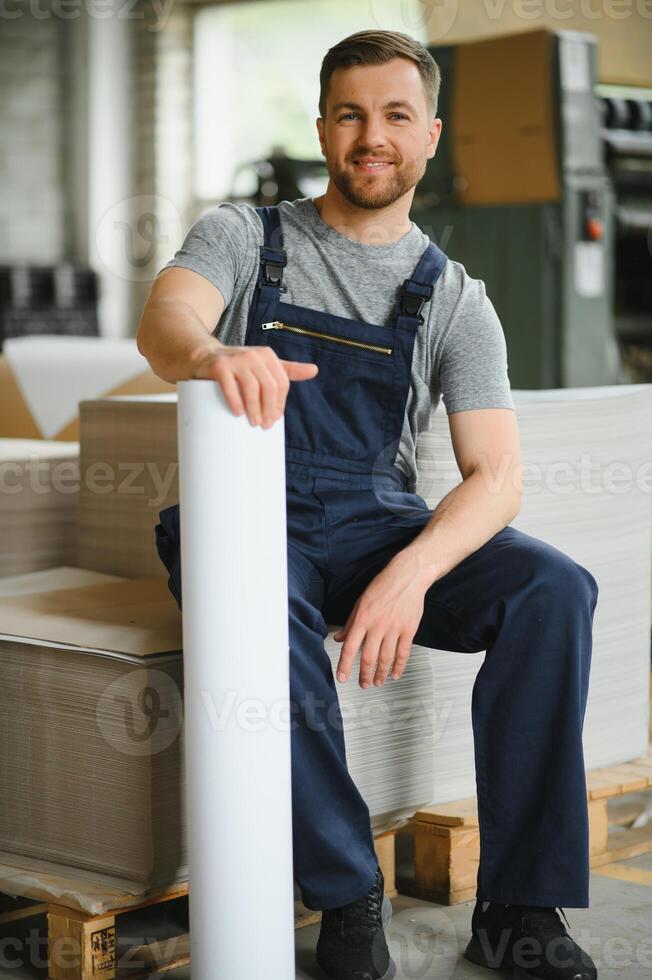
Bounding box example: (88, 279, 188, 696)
(259, 325, 396, 464)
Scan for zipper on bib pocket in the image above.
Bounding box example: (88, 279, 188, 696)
(262, 320, 392, 356)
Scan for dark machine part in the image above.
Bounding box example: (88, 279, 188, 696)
(411, 33, 634, 390)
(0, 264, 99, 350)
(599, 92, 652, 382)
(228, 147, 328, 206)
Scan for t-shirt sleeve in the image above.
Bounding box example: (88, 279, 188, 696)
(437, 272, 515, 414)
(157, 203, 251, 309)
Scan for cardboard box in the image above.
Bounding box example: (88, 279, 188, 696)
(450, 29, 560, 205)
(0, 340, 175, 441)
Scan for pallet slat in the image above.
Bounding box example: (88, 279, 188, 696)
(119, 933, 190, 977)
(0, 902, 49, 926)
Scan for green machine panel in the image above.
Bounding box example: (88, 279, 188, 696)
(411, 201, 563, 389)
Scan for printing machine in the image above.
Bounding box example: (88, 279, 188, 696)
(411, 29, 650, 389)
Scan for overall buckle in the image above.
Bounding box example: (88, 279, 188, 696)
(399, 279, 433, 322)
(260, 247, 287, 292)
(263, 260, 284, 286)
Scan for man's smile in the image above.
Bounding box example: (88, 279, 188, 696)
(352, 158, 394, 173)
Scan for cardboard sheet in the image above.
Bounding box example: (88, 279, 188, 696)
(0, 565, 121, 598)
(0, 577, 182, 657)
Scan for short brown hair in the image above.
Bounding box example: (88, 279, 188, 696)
(319, 30, 441, 119)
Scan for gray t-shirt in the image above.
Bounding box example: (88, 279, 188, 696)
(160, 196, 515, 493)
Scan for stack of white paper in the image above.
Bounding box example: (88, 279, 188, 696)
(323, 640, 436, 832)
(415, 384, 652, 803)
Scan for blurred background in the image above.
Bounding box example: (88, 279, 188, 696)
(0, 0, 651, 389)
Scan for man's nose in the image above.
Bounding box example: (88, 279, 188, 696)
(357, 115, 386, 147)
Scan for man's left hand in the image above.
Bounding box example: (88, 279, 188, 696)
(333, 548, 431, 688)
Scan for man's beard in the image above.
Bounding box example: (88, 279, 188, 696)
(329, 155, 426, 211)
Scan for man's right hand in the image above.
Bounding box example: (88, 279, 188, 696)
(136, 270, 317, 423)
(192, 345, 319, 429)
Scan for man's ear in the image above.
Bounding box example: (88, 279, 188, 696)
(427, 117, 442, 160)
(316, 116, 327, 158)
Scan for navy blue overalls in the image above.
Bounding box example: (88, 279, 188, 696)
(156, 206, 599, 912)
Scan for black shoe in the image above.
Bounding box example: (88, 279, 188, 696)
(316, 866, 393, 980)
(464, 900, 597, 979)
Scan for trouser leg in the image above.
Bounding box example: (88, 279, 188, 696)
(415, 525, 598, 906)
(286, 542, 378, 910)
(326, 517, 599, 908)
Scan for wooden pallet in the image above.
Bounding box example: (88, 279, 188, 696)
(47, 890, 185, 979)
(396, 747, 652, 906)
(0, 830, 396, 979)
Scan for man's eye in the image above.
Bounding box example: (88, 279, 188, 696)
(337, 112, 408, 122)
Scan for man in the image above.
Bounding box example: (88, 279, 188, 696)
(137, 30, 599, 980)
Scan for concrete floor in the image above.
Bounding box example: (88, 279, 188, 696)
(163, 851, 652, 980)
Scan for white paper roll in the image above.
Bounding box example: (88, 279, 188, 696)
(177, 381, 294, 979)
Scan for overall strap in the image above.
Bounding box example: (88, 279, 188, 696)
(397, 240, 448, 324)
(255, 205, 287, 292)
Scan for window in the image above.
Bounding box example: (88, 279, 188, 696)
(193, 0, 428, 202)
